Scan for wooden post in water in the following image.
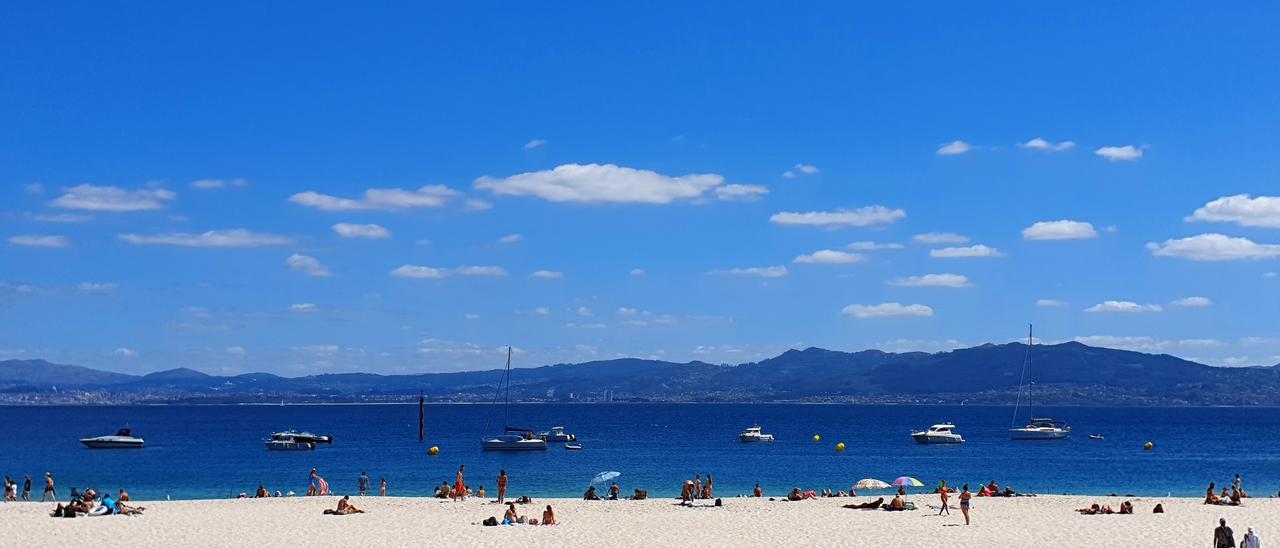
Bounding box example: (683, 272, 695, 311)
(418, 391, 425, 441)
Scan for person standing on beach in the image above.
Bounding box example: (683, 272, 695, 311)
(379, 477, 387, 496)
(1242, 527, 1259, 548)
(41, 473, 55, 502)
(938, 480, 950, 516)
(453, 465, 467, 501)
(1214, 518, 1235, 548)
(693, 474, 702, 499)
(22, 475, 31, 501)
(958, 484, 972, 525)
(358, 472, 370, 496)
(704, 475, 714, 499)
(496, 470, 508, 503)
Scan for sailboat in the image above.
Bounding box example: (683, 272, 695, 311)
(1009, 324, 1071, 440)
(481, 347, 548, 452)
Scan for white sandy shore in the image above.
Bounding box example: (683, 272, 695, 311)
(0, 494, 1272, 547)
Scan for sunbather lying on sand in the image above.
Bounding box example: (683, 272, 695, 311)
(786, 488, 817, 501)
(842, 497, 884, 510)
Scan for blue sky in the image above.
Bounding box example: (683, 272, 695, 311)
(3, 2, 1279, 374)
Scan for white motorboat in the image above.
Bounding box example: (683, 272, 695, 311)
(1009, 325, 1071, 440)
(540, 426, 577, 443)
(271, 430, 332, 444)
(80, 428, 145, 449)
(481, 347, 548, 452)
(1089, 434, 1104, 440)
(738, 425, 775, 442)
(564, 443, 583, 451)
(266, 438, 316, 451)
(911, 423, 965, 444)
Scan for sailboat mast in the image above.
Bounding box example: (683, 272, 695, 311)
(504, 346, 512, 429)
(1027, 324, 1034, 417)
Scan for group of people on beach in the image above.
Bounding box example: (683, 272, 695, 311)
(49, 486, 144, 517)
(1205, 474, 1248, 506)
(678, 473, 714, 504)
(3, 472, 56, 502)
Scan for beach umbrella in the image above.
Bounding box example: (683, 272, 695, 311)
(592, 471, 621, 485)
(892, 476, 924, 488)
(854, 478, 891, 490)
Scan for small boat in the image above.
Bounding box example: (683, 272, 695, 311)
(481, 347, 548, 452)
(564, 443, 583, 451)
(738, 425, 775, 442)
(1089, 434, 1104, 440)
(540, 426, 577, 443)
(1010, 325, 1071, 440)
(911, 423, 965, 444)
(271, 430, 332, 444)
(266, 438, 315, 451)
(80, 428, 145, 449)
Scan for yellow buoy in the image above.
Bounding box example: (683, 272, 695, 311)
(835, 442, 846, 452)
(812, 435, 821, 442)
(428, 446, 440, 456)
(1143, 442, 1153, 451)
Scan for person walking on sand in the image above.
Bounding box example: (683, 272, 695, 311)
(453, 465, 467, 501)
(379, 477, 387, 496)
(959, 484, 972, 525)
(496, 470, 508, 503)
(1214, 518, 1236, 548)
(1241, 527, 1260, 548)
(22, 475, 31, 501)
(40, 473, 55, 502)
(358, 471, 370, 496)
(938, 480, 950, 516)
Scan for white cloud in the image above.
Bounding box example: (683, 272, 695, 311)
(8, 235, 70, 248)
(930, 244, 1005, 258)
(913, 232, 969, 245)
(498, 234, 523, 244)
(1022, 220, 1098, 240)
(1073, 336, 1168, 353)
(577, 306, 593, 317)
(1095, 145, 1143, 161)
(1084, 300, 1163, 313)
(770, 206, 906, 228)
(465, 313, 480, 320)
(1146, 233, 1280, 261)
(286, 254, 333, 277)
(936, 140, 972, 156)
(629, 268, 646, 277)
(77, 282, 119, 294)
(1187, 194, 1280, 228)
(225, 346, 246, 356)
(714, 266, 789, 278)
(293, 344, 339, 356)
(524, 139, 547, 149)
(1019, 137, 1075, 152)
(1036, 299, 1067, 307)
(846, 241, 904, 250)
(1170, 296, 1213, 307)
(291, 303, 319, 313)
(474, 163, 729, 204)
(1267, 272, 1278, 279)
(617, 307, 639, 316)
(31, 213, 92, 223)
(783, 163, 820, 177)
(114, 347, 138, 358)
(1178, 338, 1223, 348)
(564, 322, 607, 329)
(533, 307, 550, 316)
(390, 265, 448, 279)
(842, 302, 934, 319)
(464, 198, 493, 211)
(52, 184, 176, 211)
(24, 183, 44, 194)
(531, 270, 564, 279)
(119, 229, 293, 247)
(191, 178, 248, 190)
(454, 266, 507, 277)
(289, 185, 459, 211)
(332, 223, 391, 239)
(888, 274, 970, 288)
(793, 250, 865, 264)
(714, 184, 769, 201)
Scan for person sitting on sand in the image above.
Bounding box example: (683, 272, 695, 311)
(322, 496, 364, 515)
(609, 481, 620, 500)
(885, 494, 906, 511)
(786, 488, 817, 501)
(1205, 483, 1221, 505)
(1153, 503, 1164, 513)
(503, 502, 525, 525)
(1119, 501, 1134, 514)
(542, 505, 557, 525)
(437, 481, 452, 499)
(1230, 487, 1243, 506)
(843, 497, 884, 510)
(583, 486, 601, 500)
(896, 485, 907, 496)
(1003, 486, 1016, 497)
(987, 480, 999, 494)
(477, 485, 486, 498)
(753, 484, 763, 497)
(255, 484, 269, 498)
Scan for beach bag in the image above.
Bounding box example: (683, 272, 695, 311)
(482, 517, 498, 527)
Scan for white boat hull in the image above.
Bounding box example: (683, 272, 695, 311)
(1009, 428, 1070, 440)
(912, 433, 964, 444)
(80, 438, 144, 449)
(739, 434, 775, 442)
(482, 436, 548, 451)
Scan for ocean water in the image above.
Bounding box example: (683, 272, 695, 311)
(0, 404, 1275, 501)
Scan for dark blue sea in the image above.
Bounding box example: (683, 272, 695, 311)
(1, 404, 1274, 501)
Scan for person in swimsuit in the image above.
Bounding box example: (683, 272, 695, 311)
(22, 475, 31, 501)
(753, 483, 763, 497)
(959, 484, 972, 525)
(41, 473, 56, 502)
(496, 470, 508, 503)
(938, 480, 950, 515)
(380, 477, 387, 496)
(453, 465, 467, 501)
(542, 505, 557, 525)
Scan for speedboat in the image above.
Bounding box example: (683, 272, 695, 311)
(564, 443, 583, 451)
(80, 428, 145, 449)
(1010, 418, 1072, 440)
(539, 426, 577, 443)
(911, 423, 965, 444)
(271, 430, 332, 444)
(266, 438, 315, 451)
(738, 425, 775, 442)
(1089, 434, 1104, 440)
(481, 431, 548, 452)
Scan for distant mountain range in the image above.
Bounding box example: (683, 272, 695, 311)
(2, 342, 1278, 405)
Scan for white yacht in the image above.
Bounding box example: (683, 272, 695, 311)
(911, 423, 965, 444)
(738, 425, 775, 442)
(1010, 325, 1071, 440)
(80, 428, 145, 449)
(539, 426, 577, 443)
(481, 348, 548, 452)
(270, 430, 332, 444)
(266, 437, 316, 451)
